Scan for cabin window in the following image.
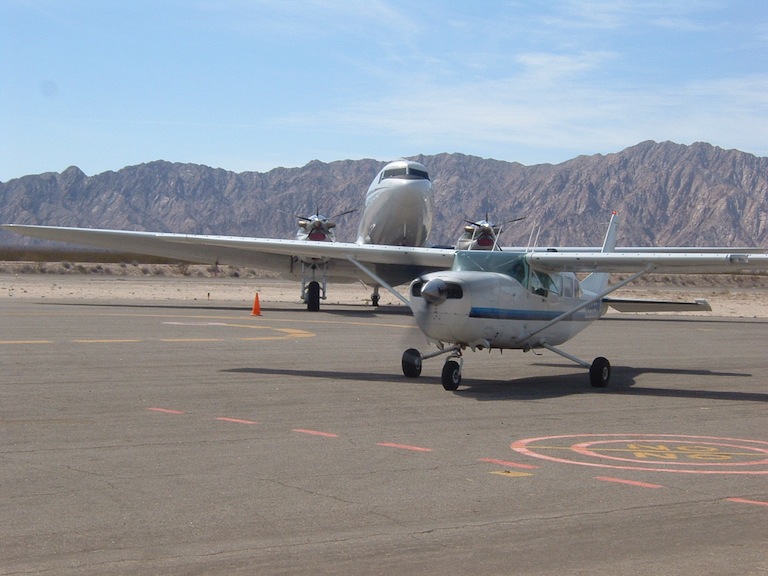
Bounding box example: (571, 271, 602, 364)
(528, 270, 555, 298)
(560, 276, 576, 298)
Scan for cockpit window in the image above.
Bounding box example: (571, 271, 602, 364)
(409, 167, 430, 180)
(380, 165, 430, 182)
(381, 167, 407, 180)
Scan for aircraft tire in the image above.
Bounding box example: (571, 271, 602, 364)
(402, 348, 422, 377)
(442, 360, 462, 391)
(589, 357, 611, 388)
(307, 281, 321, 311)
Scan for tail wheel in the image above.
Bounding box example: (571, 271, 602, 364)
(306, 281, 321, 311)
(589, 357, 611, 388)
(441, 360, 462, 391)
(402, 348, 422, 378)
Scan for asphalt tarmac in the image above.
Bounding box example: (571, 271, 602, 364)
(2, 297, 767, 575)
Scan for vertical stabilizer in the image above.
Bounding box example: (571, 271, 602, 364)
(581, 212, 618, 294)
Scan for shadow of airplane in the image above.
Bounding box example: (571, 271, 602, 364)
(455, 364, 762, 402)
(222, 363, 767, 403)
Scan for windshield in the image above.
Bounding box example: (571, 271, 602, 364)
(453, 251, 527, 284)
(380, 165, 430, 181)
(452, 250, 561, 297)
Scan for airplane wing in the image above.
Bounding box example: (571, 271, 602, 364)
(0, 224, 456, 282)
(527, 251, 768, 274)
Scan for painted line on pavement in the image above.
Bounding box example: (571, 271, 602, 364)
(216, 417, 259, 425)
(595, 476, 665, 488)
(292, 429, 340, 438)
(377, 442, 433, 452)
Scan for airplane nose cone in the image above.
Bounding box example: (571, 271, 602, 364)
(421, 278, 448, 305)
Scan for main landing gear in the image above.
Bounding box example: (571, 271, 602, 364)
(401, 345, 611, 391)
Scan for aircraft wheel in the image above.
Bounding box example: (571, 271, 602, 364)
(589, 357, 611, 388)
(402, 348, 422, 378)
(371, 293, 380, 307)
(306, 281, 321, 311)
(441, 360, 462, 391)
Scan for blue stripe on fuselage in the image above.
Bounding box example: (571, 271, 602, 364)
(469, 303, 600, 321)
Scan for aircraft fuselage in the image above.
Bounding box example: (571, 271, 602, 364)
(356, 160, 433, 247)
(409, 251, 603, 350)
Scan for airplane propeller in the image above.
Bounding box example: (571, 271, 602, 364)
(459, 213, 526, 250)
(293, 208, 357, 241)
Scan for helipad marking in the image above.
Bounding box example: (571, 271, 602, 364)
(571, 439, 768, 467)
(512, 434, 768, 474)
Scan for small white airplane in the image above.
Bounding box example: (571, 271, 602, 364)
(401, 213, 768, 390)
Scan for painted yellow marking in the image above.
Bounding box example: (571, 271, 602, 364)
(0, 340, 53, 345)
(529, 445, 755, 458)
(490, 471, 534, 477)
(74, 339, 142, 343)
(160, 338, 224, 343)
(627, 444, 732, 461)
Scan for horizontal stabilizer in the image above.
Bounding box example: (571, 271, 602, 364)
(603, 297, 712, 313)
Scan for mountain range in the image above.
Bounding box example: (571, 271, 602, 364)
(1, 140, 767, 249)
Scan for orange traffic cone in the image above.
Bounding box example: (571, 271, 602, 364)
(251, 293, 261, 316)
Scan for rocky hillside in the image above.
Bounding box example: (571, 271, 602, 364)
(2, 141, 767, 248)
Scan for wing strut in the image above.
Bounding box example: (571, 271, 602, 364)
(520, 265, 653, 346)
(346, 257, 410, 306)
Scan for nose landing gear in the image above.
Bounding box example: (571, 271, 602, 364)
(401, 346, 464, 391)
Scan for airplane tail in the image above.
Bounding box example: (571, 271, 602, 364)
(581, 212, 618, 294)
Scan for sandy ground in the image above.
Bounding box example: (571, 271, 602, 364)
(2, 262, 768, 318)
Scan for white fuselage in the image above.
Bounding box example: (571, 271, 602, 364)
(356, 160, 434, 247)
(409, 251, 605, 350)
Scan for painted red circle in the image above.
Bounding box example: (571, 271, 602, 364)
(511, 434, 768, 474)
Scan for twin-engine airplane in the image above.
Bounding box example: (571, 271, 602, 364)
(402, 213, 768, 390)
(3, 159, 448, 311)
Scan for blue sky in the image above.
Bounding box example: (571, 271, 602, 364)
(1, 0, 767, 181)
